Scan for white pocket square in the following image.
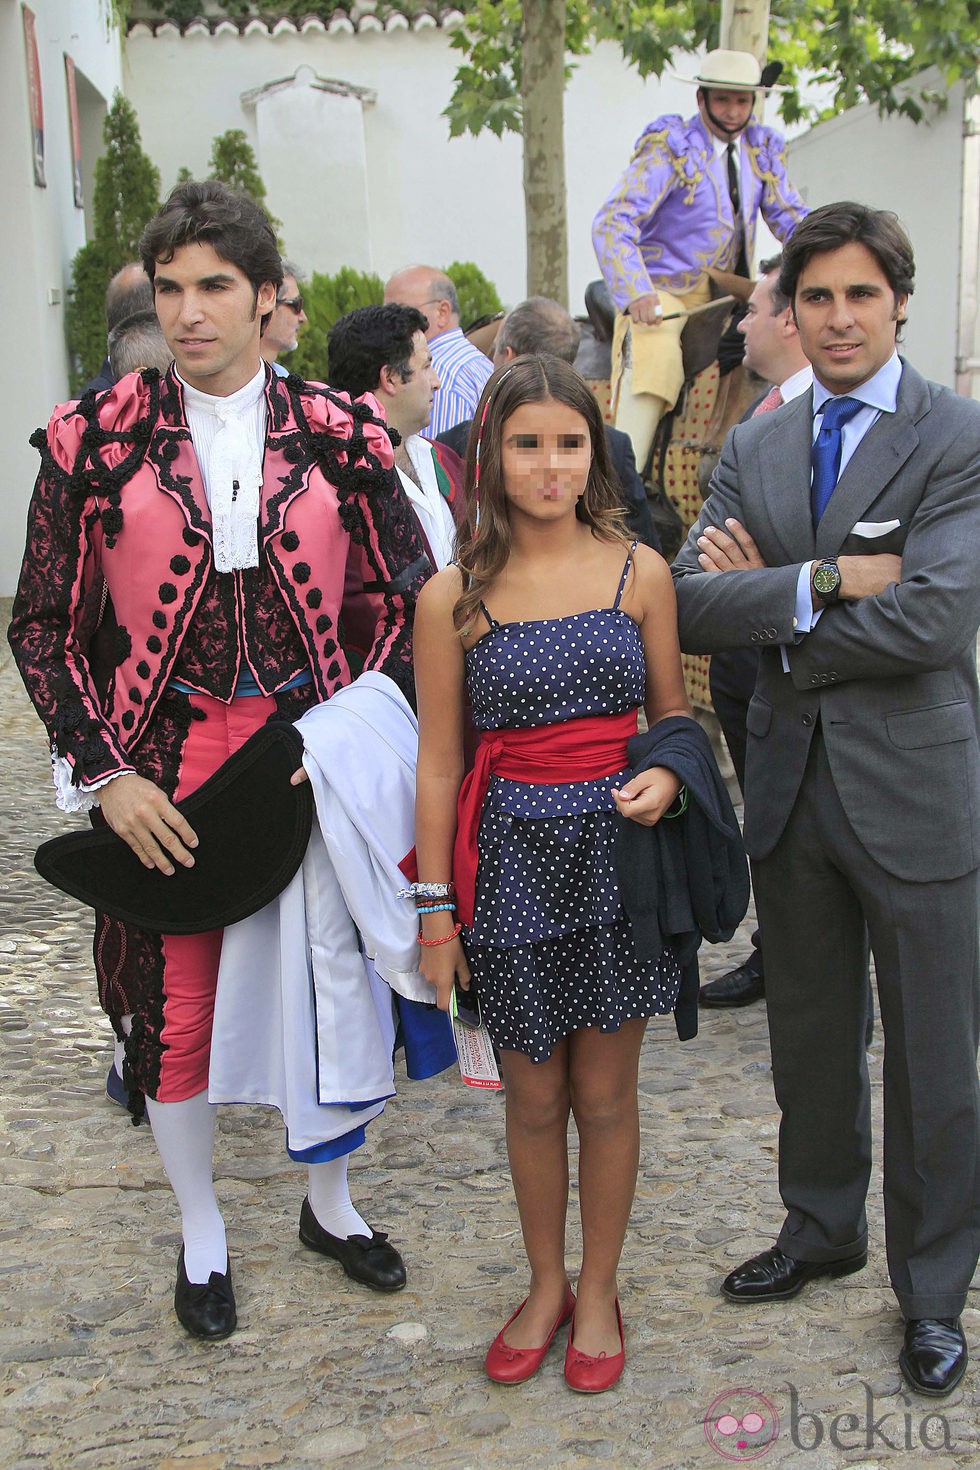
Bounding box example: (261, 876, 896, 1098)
(850, 519, 901, 538)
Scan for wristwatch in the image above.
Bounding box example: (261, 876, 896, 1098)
(812, 557, 842, 605)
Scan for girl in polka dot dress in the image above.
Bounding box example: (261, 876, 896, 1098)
(413, 355, 691, 1393)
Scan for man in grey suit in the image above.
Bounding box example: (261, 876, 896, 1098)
(672, 201, 980, 1397)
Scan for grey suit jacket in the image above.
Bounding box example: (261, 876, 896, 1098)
(672, 360, 980, 882)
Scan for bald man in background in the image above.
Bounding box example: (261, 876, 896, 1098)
(84, 262, 156, 395)
(383, 265, 492, 437)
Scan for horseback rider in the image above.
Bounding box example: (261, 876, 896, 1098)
(592, 48, 808, 470)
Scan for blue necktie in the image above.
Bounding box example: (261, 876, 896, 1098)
(811, 396, 864, 525)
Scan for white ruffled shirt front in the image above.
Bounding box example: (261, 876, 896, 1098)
(178, 364, 268, 573)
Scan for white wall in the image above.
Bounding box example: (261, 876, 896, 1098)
(4, 11, 817, 596)
(0, 0, 122, 595)
(787, 77, 968, 389)
(125, 21, 527, 297)
(123, 24, 812, 314)
(249, 66, 375, 273)
(27, 18, 971, 598)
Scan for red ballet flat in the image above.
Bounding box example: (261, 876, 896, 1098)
(563, 1299, 625, 1393)
(484, 1282, 576, 1385)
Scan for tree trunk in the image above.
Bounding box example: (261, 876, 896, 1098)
(718, 0, 772, 60)
(521, 0, 568, 305)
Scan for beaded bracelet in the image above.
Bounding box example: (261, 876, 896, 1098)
(416, 902, 457, 915)
(662, 785, 689, 819)
(418, 922, 463, 947)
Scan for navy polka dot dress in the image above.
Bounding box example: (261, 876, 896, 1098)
(464, 549, 681, 1062)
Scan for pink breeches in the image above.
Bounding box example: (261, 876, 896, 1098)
(154, 692, 276, 1102)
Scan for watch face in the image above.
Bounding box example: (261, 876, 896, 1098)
(813, 563, 839, 596)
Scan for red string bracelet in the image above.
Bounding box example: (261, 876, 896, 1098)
(418, 923, 463, 946)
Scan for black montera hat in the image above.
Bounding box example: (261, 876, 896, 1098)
(35, 722, 313, 934)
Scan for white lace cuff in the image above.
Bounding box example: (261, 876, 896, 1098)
(51, 751, 133, 813)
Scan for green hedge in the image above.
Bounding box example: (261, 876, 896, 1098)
(281, 267, 384, 384)
(446, 259, 503, 330)
(281, 261, 503, 382)
(65, 93, 161, 390)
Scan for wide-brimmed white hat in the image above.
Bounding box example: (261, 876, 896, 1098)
(681, 48, 786, 92)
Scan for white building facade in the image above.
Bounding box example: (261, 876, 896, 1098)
(787, 75, 980, 400)
(8, 7, 797, 592)
(5, 5, 969, 594)
(1, 0, 123, 595)
(123, 14, 760, 312)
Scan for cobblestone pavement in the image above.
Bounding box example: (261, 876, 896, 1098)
(1, 602, 977, 1470)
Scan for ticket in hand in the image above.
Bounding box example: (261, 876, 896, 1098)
(450, 987, 502, 1089)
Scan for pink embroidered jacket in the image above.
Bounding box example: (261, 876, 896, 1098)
(10, 366, 430, 795)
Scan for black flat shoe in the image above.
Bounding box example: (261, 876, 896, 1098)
(174, 1247, 237, 1340)
(299, 1197, 406, 1292)
(722, 1244, 867, 1302)
(699, 963, 765, 1008)
(900, 1317, 967, 1397)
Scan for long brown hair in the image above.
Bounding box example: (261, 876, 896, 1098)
(454, 355, 628, 632)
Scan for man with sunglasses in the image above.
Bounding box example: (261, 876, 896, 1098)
(261, 260, 308, 375)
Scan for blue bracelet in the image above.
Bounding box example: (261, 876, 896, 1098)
(416, 902, 457, 915)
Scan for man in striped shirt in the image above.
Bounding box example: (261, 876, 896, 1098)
(383, 264, 493, 438)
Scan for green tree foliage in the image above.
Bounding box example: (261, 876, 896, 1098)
(207, 129, 282, 236)
(280, 262, 505, 382)
(446, 260, 504, 329)
(65, 92, 161, 391)
(91, 92, 161, 258)
(768, 0, 980, 124)
(208, 130, 269, 206)
(65, 241, 116, 391)
(159, 0, 442, 20)
(159, 0, 207, 24)
(446, 0, 980, 137)
(281, 267, 386, 383)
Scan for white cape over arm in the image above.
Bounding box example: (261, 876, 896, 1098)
(209, 672, 441, 1155)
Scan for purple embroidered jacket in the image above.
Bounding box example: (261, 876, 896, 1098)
(593, 112, 809, 307)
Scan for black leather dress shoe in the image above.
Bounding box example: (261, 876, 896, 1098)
(722, 1244, 867, 1302)
(699, 961, 765, 1008)
(900, 1317, 967, 1397)
(299, 1197, 406, 1292)
(173, 1247, 237, 1339)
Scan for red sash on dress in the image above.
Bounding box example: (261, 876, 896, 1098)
(452, 709, 638, 927)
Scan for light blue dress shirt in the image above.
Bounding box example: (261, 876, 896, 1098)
(790, 353, 903, 647)
(427, 328, 494, 438)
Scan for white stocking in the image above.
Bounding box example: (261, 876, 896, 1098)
(114, 1013, 133, 1077)
(307, 1154, 370, 1240)
(145, 1088, 227, 1282)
